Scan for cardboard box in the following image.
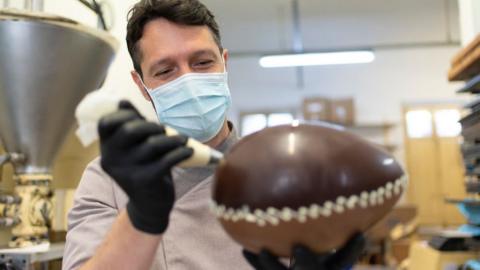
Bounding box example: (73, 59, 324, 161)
(330, 98, 355, 125)
(391, 239, 411, 263)
(302, 97, 330, 121)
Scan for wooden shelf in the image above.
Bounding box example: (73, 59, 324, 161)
(345, 122, 396, 130)
(448, 34, 480, 81)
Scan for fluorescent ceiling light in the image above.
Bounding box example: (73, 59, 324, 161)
(259, 51, 375, 68)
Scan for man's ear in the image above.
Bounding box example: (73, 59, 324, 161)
(131, 70, 151, 101)
(222, 49, 229, 70)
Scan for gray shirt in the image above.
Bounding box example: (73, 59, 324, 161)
(63, 127, 252, 270)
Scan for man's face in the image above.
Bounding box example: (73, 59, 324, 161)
(132, 18, 227, 95)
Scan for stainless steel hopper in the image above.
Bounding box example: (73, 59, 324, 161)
(0, 10, 118, 174)
(0, 9, 118, 247)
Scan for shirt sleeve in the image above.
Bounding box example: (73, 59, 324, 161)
(62, 157, 119, 270)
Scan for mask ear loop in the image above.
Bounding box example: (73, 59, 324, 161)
(137, 74, 159, 113)
(221, 57, 227, 74)
(138, 75, 150, 92)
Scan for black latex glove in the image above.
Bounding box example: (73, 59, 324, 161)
(98, 100, 193, 234)
(243, 233, 365, 270)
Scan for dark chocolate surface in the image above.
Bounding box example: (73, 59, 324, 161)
(214, 123, 404, 210)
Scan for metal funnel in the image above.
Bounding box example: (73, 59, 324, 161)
(0, 10, 118, 174)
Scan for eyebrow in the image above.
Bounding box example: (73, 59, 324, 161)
(147, 49, 220, 76)
(191, 49, 219, 60)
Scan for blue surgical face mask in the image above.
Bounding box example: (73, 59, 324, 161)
(141, 71, 231, 142)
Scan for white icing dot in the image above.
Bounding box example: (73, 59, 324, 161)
(377, 187, 385, 195)
(267, 207, 277, 216)
(257, 219, 266, 227)
(309, 204, 320, 219)
(299, 207, 308, 216)
(237, 211, 245, 219)
(394, 186, 401, 195)
(386, 183, 393, 190)
(334, 205, 345, 213)
(324, 201, 334, 210)
(254, 209, 264, 218)
(267, 216, 280, 226)
(297, 215, 307, 223)
(337, 196, 347, 205)
(370, 191, 377, 199)
(385, 190, 392, 199)
(245, 213, 256, 223)
(321, 208, 332, 217)
(361, 192, 369, 200)
(281, 208, 293, 221)
(346, 196, 358, 209)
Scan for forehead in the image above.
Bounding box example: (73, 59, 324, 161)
(138, 18, 219, 64)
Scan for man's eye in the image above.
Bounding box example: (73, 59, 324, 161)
(195, 60, 214, 67)
(155, 69, 172, 77)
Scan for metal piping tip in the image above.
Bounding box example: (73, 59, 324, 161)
(208, 149, 225, 165)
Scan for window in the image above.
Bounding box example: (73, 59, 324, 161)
(406, 110, 433, 138)
(434, 109, 462, 137)
(268, 113, 294, 126)
(241, 112, 294, 136)
(241, 114, 267, 137)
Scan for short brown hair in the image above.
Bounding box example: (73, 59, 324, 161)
(126, 0, 222, 77)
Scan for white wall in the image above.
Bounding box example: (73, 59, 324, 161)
(228, 47, 466, 124)
(21, 0, 468, 150)
(228, 46, 469, 163)
(212, 0, 467, 149)
(23, 0, 159, 120)
(458, 0, 480, 45)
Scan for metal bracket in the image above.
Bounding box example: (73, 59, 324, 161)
(77, 0, 108, 30)
(0, 153, 25, 167)
(23, 0, 43, 11)
(0, 155, 9, 167)
(0, 153, 25, 212)
(291, 0, 304, 89)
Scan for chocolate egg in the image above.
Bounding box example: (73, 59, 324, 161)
(212, 122, 406, 257)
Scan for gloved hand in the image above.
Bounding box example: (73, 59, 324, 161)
(242, 233, 365, 270)
(98, 100, 193, 234)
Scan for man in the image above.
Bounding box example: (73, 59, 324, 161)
(63, 1, 365, 270)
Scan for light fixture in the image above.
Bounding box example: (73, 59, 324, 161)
(259, 50, 375, 68)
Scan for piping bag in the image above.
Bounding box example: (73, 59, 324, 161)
(75, 90, 224, 167)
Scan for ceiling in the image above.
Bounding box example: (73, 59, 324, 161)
(202, 0, 461, 55)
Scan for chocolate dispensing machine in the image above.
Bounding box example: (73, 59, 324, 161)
(0, 0, 117, 268)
